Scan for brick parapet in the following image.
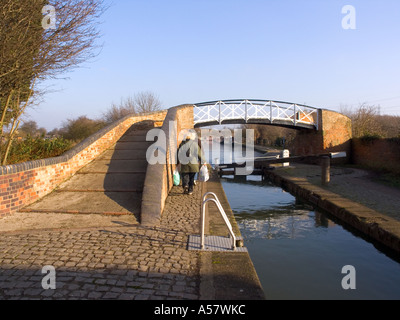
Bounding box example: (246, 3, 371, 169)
(141, 105, 194, 225)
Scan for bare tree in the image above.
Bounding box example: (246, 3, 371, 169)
(102, 97, 136, 124)
(133, 91, 162, 114)
(0, 0, 44, 164)
(0, 0, 106, 165)
(341, 104, 384, 138)
(102, 92, 162, 124)
(35, 0, 106, 79)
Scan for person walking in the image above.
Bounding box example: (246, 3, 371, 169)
(177, 131, 206, 195)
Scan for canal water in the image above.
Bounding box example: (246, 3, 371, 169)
(204, 140, 400, 300)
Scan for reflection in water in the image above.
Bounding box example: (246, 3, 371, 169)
(222, 176, 334, 240)
(237, 210, 334, 241)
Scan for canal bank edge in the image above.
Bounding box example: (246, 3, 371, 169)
(199, 171, 266, 300)
(263, 168, 400, 255)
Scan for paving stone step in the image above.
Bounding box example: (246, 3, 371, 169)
(97, 149, 148, 161)
(112, 141, 153, 151)
(24, 191, 141, 218)
(118, 134, 151, 142)
(58, 173, 146, 192)
(79, 160, 148, 174)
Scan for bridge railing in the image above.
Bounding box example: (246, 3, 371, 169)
(193, 99, 319, 129)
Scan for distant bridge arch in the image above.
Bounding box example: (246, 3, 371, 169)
(193, 99, 319, 130)
(192, 99, 352, 160)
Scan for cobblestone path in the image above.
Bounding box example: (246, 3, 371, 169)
(0, 185, 202, 300)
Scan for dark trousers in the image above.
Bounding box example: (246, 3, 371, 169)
(182, 172, 196, 191)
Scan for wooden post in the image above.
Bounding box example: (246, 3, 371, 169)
(321, 156, 330, 185)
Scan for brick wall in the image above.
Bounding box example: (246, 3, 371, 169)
(290, 109, 352, 162)
(0, 111, 167, 219)
(352, 138, 400, 174)
(141, 105, 194, 225)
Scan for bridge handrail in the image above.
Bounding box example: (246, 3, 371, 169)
(194, 99, 317, 108)
(193, 99, 319, 130)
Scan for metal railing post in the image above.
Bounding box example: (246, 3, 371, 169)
(218, 101, 222, 125)
(245, 100, 248, 123)
(269, 101, 273, 124)
(200, 200, 206, 250)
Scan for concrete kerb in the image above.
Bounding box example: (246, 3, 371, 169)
(199, 171, 266, 300)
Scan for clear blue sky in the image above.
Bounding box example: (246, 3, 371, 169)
(28, 0, 400, 130)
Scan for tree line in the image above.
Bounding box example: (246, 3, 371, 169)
(46, 91, 161, 140)
(5, 92, 162, 165)
(341, 104, 400, 139)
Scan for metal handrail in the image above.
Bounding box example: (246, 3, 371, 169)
(201, 192, 237, 250)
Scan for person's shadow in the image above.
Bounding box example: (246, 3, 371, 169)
(103, 120, 156, 221)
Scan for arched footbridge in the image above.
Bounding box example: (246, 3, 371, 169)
(193, 99, 319, 130)
(192, 99, 352, 163)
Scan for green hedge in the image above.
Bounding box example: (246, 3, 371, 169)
(5, 136, 74, 165)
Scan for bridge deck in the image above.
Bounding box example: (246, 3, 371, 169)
(21, 122, 156, 219)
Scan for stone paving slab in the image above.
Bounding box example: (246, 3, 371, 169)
(22, 191, 142, 217)
(79, 160, 148, 174)
(97, 149, 148, 161)
(58, 173, 146, 191)
(112, 141, 153, 151)
(122, 129, 154, 141)
(119, 133, 150, 142)
(0, 212, 138, 233)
